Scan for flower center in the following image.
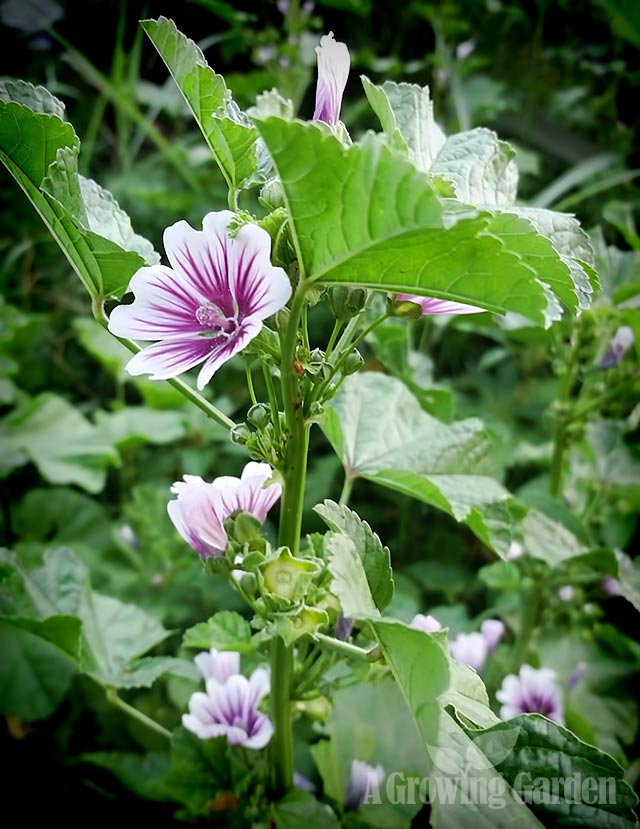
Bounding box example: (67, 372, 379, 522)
(196, 303, 237, 336)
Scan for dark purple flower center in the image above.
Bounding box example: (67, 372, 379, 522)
(520, 690, 555, 716)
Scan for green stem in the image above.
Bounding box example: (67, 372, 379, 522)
(324, 319, 343, 360)
(105, 686, 171, 739)
(245, 363, 258, 406)
(262, 362, 283, 444)
(338, 474, 354, 507)
(549, 334, 580, 498)
(314, 632, 378, 661)
(511, 579, 542, 671)
(92, 297, 235, 431)
(270, 283, 310, 794)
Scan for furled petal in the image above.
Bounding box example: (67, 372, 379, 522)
(313, 32, 350, 126)
(196, 318, 263, 390)
(396, 294, 485, 316)
(107, 265, 205, 340)
(212, 462, 282, 523)
(124, 336, 213, 380)
(167, 477, 228, 558)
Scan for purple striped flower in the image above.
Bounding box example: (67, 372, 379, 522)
(183, 667, 273, 749)
(313, 32, 350, 127)
(194, 648, 240, 683)
(168, 462, 281, 559)
(108, 211, 291, 390)
(496, 665, 564, 724)
(395, 294, 485, 316)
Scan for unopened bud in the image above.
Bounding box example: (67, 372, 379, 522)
(388, 297, 423, 320)
(598, 325, 635, 368)
(230, 423, 251, 445)
(329, 286, 367, 321)
(259, 177, 285, 210)
(247, 403, 271, 430)
(343, 349, 364, 376)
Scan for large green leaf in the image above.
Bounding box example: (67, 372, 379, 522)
(141, 17, 264, 190)
(0, 393, 118, 492)
(467, 715, 639, 828)
(256, 117, 580, 324)
(0, 81, 157, 298)
(315, 500, 394, 611)
(372, 620, 543, 828)
(322, 373, 523, 556)
(325, 532, 380, 619)
(7, 548, 171, 687)
(0, 615, 81, 720)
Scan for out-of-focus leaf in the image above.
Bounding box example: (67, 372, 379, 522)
(164, 728, 231, 815)
(79, 752, 172, 801)
(182, 610, 254, 651)
(272, 791, 340, 829)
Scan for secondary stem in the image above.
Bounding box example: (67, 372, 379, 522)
(270, 283, 310, 794)
(105, 686, 171, 739)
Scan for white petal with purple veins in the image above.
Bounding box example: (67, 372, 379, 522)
(314, 32, 350, 126)
(124, 337, 213, 380)
(396, 294, 485, 316)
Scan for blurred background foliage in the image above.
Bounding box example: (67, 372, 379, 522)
(0, 0, 639, 823)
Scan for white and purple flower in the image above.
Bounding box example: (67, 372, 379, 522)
(108, 211, 291, 390)
(598, 325, 635, 369)
(346, 759, 385, 811)
(183, 666, 273, 749)
(496, 665, 564, 724)
(168, 461, 281, 559)
(450, 618, 505, 672)
(194, 648, 240, 683)
(313, 32, 350, 127)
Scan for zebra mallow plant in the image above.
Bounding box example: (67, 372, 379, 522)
(1, 18, 638, 829)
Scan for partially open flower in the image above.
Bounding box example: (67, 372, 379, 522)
(346, 759, 385, 810)
(393, 294, 485, 316)
(313, 32, 350, 127)
(168, 462, 281, 559)
(183, 667, 273, 749)
(598, 325, 635, 369)
(496, 665, 564, 724)
(410, 613, 442, 633)
(108, 211, 291, 390)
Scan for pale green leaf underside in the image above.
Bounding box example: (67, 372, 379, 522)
(256, 117, 580, 325)
(325, 532, 380, 619)
(142, 17, 262, 189)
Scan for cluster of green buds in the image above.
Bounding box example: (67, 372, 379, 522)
(230, 402, 285, 467)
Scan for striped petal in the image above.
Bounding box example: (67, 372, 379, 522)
(196, 318, 262, 390)
(124, 336, 213, 380)
(314, 32, 350, 126)
(396, 294, 485, 315)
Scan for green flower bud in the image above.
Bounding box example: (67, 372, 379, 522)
(259, 177, 285, 210)
(389, 297, 424, 320)
(329, 287, 368, 321)
(230, 423, 251, 445)
(290, 605, 330, 638)
(247, 403, 271, 430)
(343, 349, 364, 376)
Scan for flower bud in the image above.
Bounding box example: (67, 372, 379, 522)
(388, 296, 424, 320)
(230, 423, 251, 445)
(247, 403, 271, 430)
(329, 287, 367, 321)
(259, 177, 285, 210)
(598, 325, 635, 369)
(343, 349, 364, 376)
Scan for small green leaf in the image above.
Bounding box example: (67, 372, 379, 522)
(164, 728, 231, 815)
(326, 532, 380, 619)
(182, 610, 254, 651)
(0, 615, 81, 720)
(272, 790, 340, 829)
(315, 500, 394, 611)
(141, 17, 264, 189)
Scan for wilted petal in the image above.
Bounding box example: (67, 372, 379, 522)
(314, 32, 350, 126)
(396, 294, 485, 316)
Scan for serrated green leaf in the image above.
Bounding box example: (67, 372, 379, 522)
(0, 84, 157, 298)
(362, 77, 445, 170)
(0, 615, 81, 720)
(0, 393, 118, 492)
(323, 373, 523, 556)
(182, 610, 254, 651)
(326, 532, 380, 619)
(315, 500, 394, 611)
(467, 715, 639, 828)
(141, 17, 263, 189)
(431, 128, 518, 207)
(256, 118, 576, 324)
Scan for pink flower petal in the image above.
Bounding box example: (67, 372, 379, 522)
(396, 294, 485, 316)
(314, 32, 350, 126)
(229, 221, 292, 318)
(108, 266, 205, 340)
(196, 318, 263, 390)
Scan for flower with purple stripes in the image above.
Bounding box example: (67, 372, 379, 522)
(395, 294, 485, 316)
(496, 665, 564, 724)
(107, 211, 291, 390)
(168, 461, 281, 559)
(183, 666, 273, 749)
(313, 32, 350, 127)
